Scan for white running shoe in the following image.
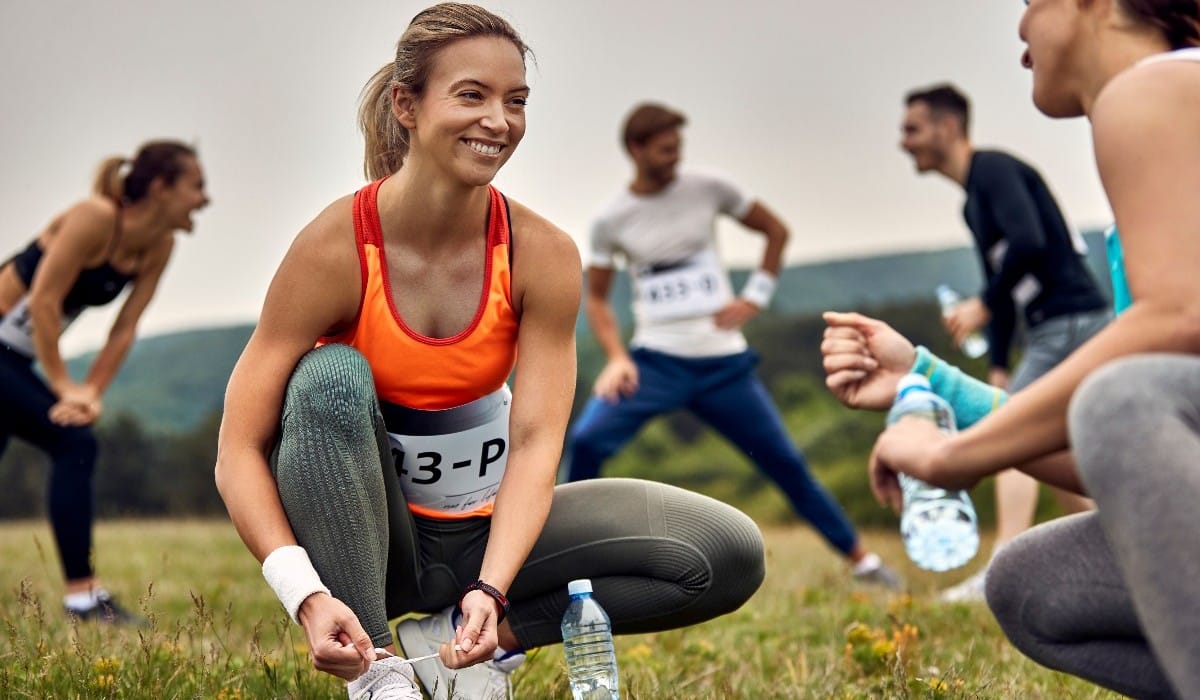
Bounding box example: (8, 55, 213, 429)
(851, 553, 905, 590)
(347, 652, 423, 700)
(938, 570, 987, 603)
(395, 607, 523, 699)
(481, 650, 525, 700)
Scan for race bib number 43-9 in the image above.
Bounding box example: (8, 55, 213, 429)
(632, 249, 732, 323)
(381, 385, 511, 516)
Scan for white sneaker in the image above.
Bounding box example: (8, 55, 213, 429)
(347, 652, 423, 700)
(850, 553, 905, 590)
(481, 650, 525, 700)
(938, 570, 987, 603)
(395, 607, 524, 700)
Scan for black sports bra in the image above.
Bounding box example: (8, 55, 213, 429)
(8, 211, 135, 314)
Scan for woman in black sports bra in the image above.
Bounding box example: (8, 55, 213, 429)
(0, 140, 208, 624)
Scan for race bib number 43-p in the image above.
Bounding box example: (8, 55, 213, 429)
(381, 385, 511, 516)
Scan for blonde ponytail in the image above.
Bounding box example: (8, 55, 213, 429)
(92, 156, 128, 203)
(358, 63, 409, 181)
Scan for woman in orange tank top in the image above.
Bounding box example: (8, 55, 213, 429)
(216, 5, 765, 699)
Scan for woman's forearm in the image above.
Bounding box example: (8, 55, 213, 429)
(944, 302, 1199, 474)
(28, 297, 69, 391)
(478, 441, 557, 593)
(214, 446, 300, 562)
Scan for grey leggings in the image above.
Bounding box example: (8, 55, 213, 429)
(272, 344, 766, 650)
(986, 354, 1200, 700)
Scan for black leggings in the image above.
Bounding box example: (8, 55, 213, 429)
(272, 344, 767, 649)
(0, 344, 97, 581)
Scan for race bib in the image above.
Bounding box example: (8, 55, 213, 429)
(632, 249, 732, 322)
(0, 296, 79, 357)
(987, 241, 1042, 308)
(382, 385, 511, 516)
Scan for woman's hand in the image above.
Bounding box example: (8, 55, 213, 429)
(869, 418, 980, 511)
(297, 593, 377, 681)
(48, 381, 102, 426)
(441, 589, 501, 669)
(822, 311, 916, 411)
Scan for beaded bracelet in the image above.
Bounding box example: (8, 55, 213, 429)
(460, 579, 511, 623)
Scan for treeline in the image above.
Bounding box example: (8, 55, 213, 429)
(0, 412, 224, 519)
(2, 300, 1067, 527)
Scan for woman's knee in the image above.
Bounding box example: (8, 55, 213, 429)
(51, 426, 98, 475)
(284, 344, 377, 428)
(663, 487, 766, 610)
(1069, 356, 1165, 497)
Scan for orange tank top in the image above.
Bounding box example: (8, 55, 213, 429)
(325, 179, 519, 519)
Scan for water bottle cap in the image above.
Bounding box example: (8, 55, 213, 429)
(567, 579, 593, 596)
(896, 373, 931, 398)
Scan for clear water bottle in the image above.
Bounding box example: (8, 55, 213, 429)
(935, 284, 989, 359)
(889, 374, 980, 572)
(561, 579, 619, 700)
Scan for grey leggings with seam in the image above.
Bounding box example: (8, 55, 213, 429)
(986, 354, 1200, 700)
(272, 344, 766, 650)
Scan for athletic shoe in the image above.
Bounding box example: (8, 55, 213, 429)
(938, 570, 987, 603)
(65, 593, 148, 627)
(481, 649, 525, 700)
(347, 653, 423, 700)
(395, 607, 521, 699)
(851, 555, 905, 590)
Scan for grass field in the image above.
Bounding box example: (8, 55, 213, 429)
(0, 519, 1119, 699)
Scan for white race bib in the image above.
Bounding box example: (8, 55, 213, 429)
(632, 249, 732, 322)
(382, 385, 511, 516)
(0, 296, 79, 357)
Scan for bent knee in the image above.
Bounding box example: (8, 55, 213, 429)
(1069, 356, 1173, 497)
(52, 427, 98, 473)
(691, 502, 767, 612)
(285, 345, 376, 418)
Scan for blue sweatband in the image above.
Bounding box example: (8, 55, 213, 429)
(911, 346, 1008, 429)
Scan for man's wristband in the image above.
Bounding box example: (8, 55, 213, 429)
(262, 545, 331, 624)
(740, 269, 777, 309)
(460, 579, 511, 623)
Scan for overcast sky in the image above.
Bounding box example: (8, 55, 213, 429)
(0, 1, 1111, 355)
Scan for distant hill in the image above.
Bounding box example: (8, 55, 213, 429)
(66, 325, 253, 434)
(71, 231, 1111, 434)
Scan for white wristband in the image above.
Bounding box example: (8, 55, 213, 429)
(262, 545, 331, 624)
(740, 269, 777, 309)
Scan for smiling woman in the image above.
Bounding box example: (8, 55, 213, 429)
(213, 4, 765, 700)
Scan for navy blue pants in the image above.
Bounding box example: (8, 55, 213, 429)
(567, 348, 858, 555)
(0, 344, 97, 581)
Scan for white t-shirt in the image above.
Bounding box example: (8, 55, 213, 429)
(589, 171, 755, 357)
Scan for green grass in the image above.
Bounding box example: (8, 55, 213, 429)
(0, 520, 1119, 699)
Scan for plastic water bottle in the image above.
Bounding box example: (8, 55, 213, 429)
(889, 375, 979, 571)
(935, 284, 989, 359)
(561, 579, 619, 700)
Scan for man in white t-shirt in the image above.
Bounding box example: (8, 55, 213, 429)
(566, 103, 899, 586)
